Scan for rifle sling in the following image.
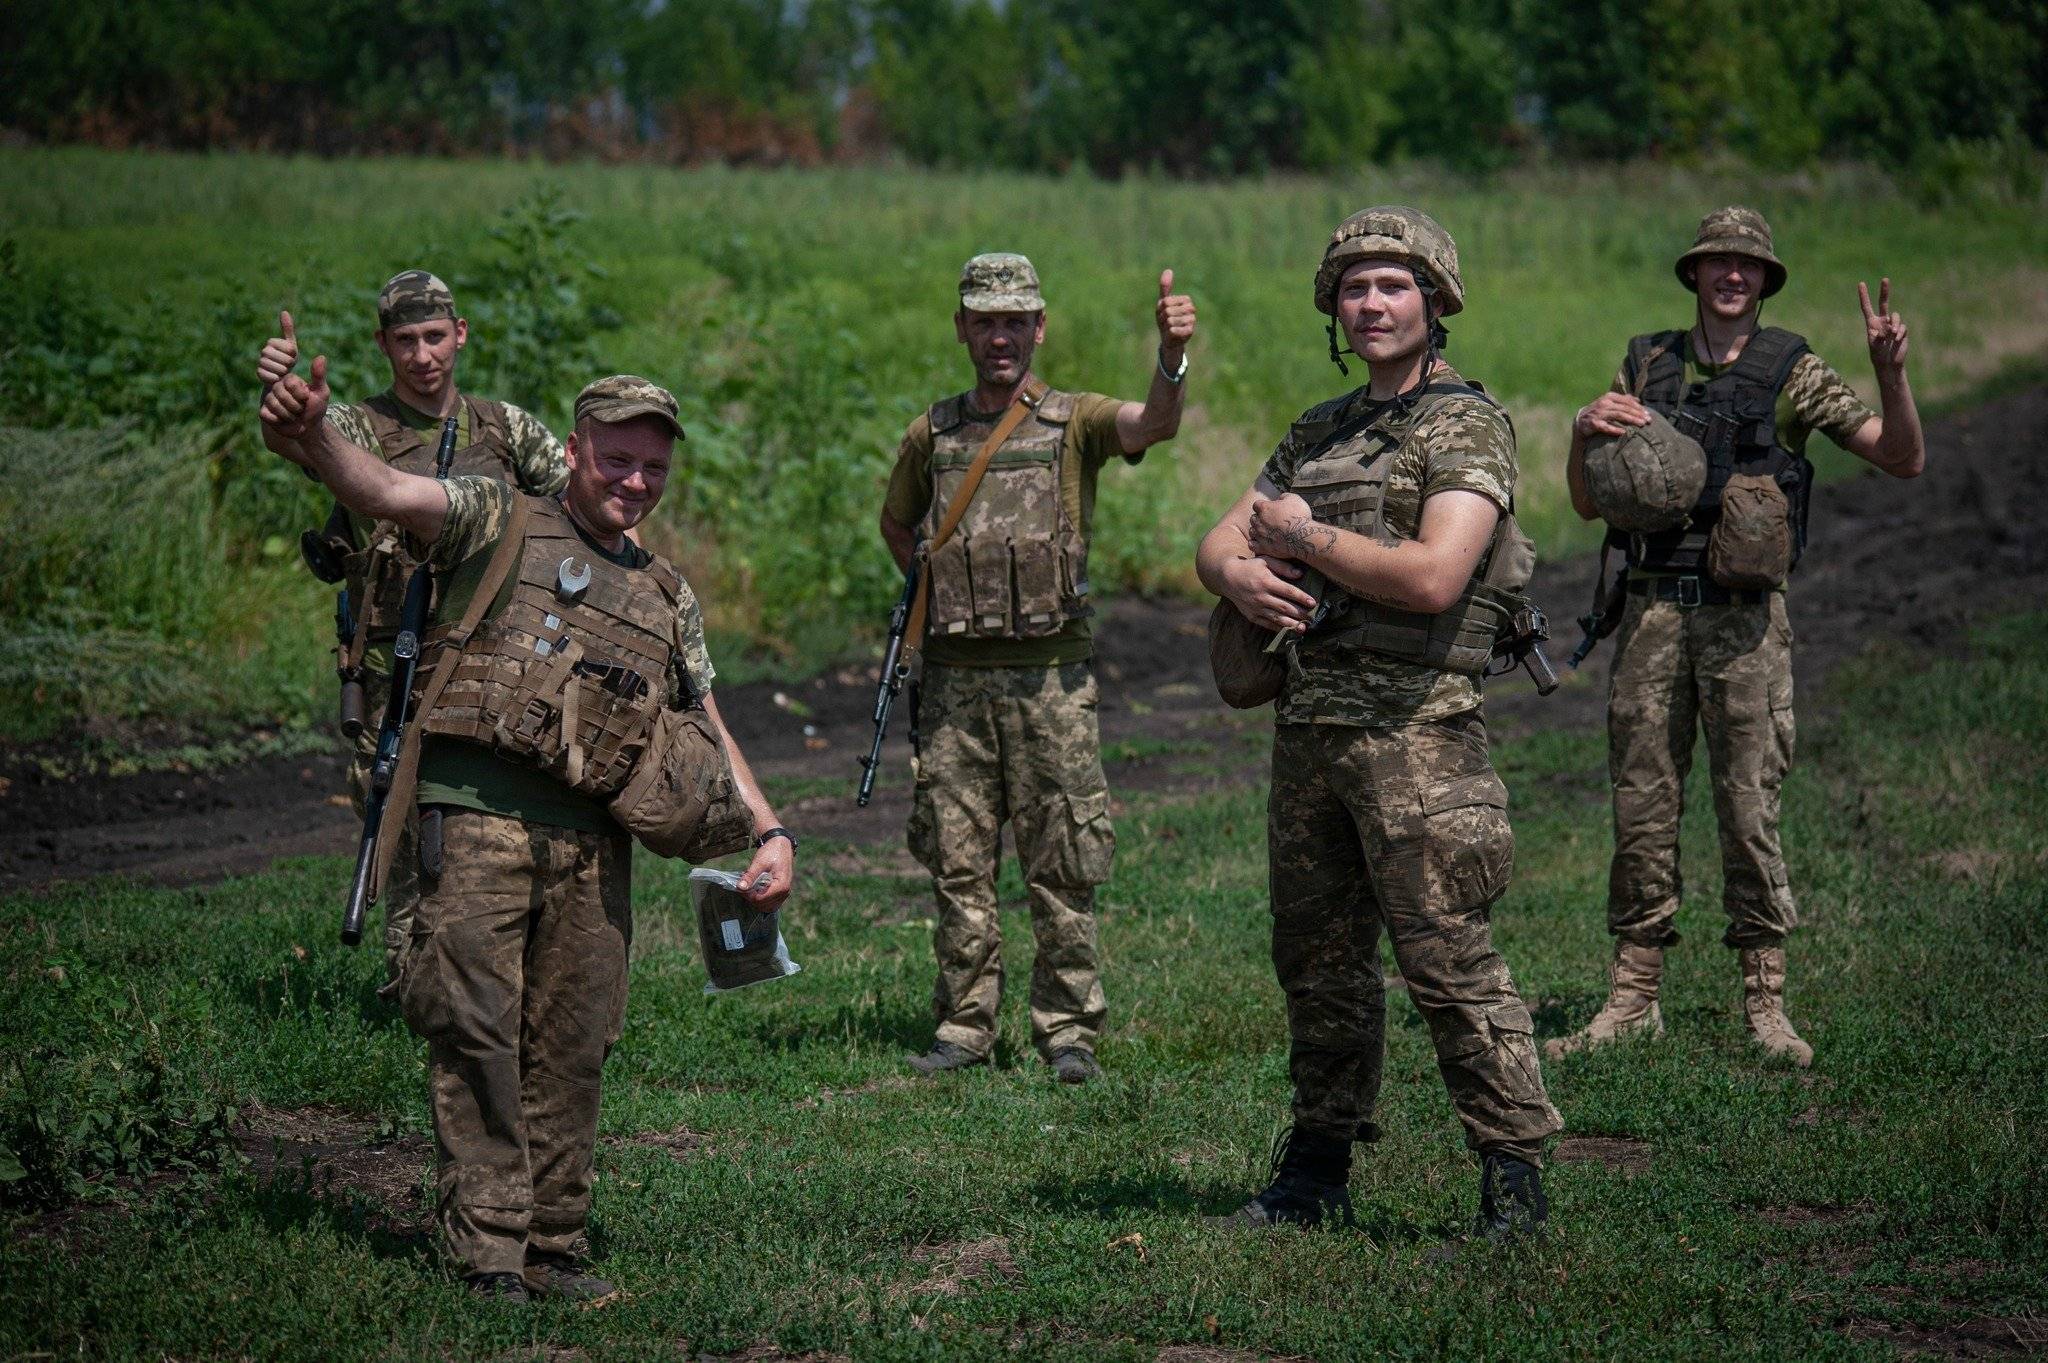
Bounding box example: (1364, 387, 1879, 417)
(902, 376, 1048, 658)
(369, 495, 532, 901)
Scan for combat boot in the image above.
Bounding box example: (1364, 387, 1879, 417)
(1476, 1153, 1549, 1240)
(1211, 1126, 1354, 1231)
(465, 1271, 530, 1305)
(1048, 1046, 1100, 1085)
(1544, 940, 1665, 1059)
(907, 1040, 990, 1076)
(1740, 946, 1813, 1067)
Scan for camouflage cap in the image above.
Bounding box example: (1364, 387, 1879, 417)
(574, 375, 685, 440)
(1676, 205, 1786, 298)
(959, 253, 1045, 313)
(1314, 206, 1464, 317)
(376, 270, 457, 330)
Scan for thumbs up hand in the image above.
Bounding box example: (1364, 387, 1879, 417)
(1155, 268, 1196, 359)
(260, 353, 331, 440)
(257, 310, 300, 387)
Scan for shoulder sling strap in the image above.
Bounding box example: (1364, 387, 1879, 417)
(901, 376, 1049, 658)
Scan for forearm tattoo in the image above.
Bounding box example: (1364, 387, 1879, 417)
(1278, 515, 1337, 559)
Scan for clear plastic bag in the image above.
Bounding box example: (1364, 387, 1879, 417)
(689, 867, 802, 994)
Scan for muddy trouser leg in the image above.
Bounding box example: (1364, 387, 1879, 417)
(1268, 724, 1387, 1143)
(907, 663, 1008, 1058)
(523, 827, 632, 1262)
(399, 810, 545, 1278)
(1696, 595, 1798, 949)
(1003, 662, 1112, 1060)
(1606, 596, 1700, 949)
(1331, 714, 1562, 1165)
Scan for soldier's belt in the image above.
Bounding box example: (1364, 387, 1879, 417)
(1626, 575, 1771, 608)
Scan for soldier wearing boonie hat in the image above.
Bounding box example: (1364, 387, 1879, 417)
(257, 362, 795, 1303)
(1556, 206, 1926, 1068)
(878, 250, 1198, 1086)
(1195, 206, 1561, 1240)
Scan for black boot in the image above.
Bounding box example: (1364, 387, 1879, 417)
(1476, 1153, 1548, 1239)
(1212, 1126, 1354, 1230)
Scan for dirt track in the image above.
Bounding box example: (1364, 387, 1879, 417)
(4, 386, 2043, 895)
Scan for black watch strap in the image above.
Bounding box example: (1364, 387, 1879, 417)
(755, 825, 797, 851)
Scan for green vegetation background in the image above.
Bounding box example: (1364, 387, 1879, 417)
(3, 149, 2044, 740)
(3, 605, 2044, 1359)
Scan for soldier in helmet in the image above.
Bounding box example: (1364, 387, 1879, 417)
(261, 361, 796, 1303)
(255, 272, 574, 986)
(1552, 206, 1924, 1067)
(1195, 207, 1561, 1235)
(879, 253, 1198, 1084)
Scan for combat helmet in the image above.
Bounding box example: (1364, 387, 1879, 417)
(1314, 206, 1465, 317)
(1583, 408, 1708, 533)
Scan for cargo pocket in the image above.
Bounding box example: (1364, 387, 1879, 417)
(969, 535, 1012, 635)
(905, 753, 940, 874)
(928, 537, 973, 634)
(1420, 770, 1514, 911)
(1013, 538, 1062, 634)
(1044, 789, 1117, 889)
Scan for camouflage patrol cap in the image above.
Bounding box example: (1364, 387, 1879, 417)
(376, 270, 457, 330)
(1676, 206, 1786, 298)
(574, 375, 685, 440)
(959, 253, 1045, 313)
(1315, 206, 1465, 317)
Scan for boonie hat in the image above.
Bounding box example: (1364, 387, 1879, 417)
(959, 253, 1045, 312)
(1675, 206, 1787, 298)
(575, 375, 685, 440)
(377, 270, 456, 330)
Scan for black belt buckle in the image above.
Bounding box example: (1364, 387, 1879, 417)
(1675, 577, 1702, 609)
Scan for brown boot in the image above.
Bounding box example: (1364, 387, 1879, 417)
(1545, 940, 1665, 1059)
(1740, 946, 1813, 1067)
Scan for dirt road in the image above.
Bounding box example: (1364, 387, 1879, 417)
(4, 386, 2042, 894)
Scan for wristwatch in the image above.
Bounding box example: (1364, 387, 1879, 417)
(755, 826, 798, 851)
(1158, 347, 1189, 385)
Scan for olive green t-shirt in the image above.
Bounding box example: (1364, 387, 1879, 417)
(883, 390, 1135, 667)
(411, 478, 717, 833)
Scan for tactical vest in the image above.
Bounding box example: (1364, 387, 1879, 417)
(919, 389, 1090, 640)
(1289, 381, 1535, 677)
(344, 393, 520, 644)
(416, 494, 682, 798)
(1613, 327, 1814, 574)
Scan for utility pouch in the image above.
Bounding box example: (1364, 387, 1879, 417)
(968, 534, 1013, 634)
(1012, 538, 1062, 630)
(927, 537, 974, 634)
(608, 705, 754, 862)
(1706, 472, 1793, 590)
(417, 806, 445, 881)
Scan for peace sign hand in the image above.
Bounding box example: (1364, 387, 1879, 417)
(1859, 278, 1909, 377)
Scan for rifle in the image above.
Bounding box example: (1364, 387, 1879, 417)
(1491, 602, 1561, 696)
(334, 588, 365, 738)
(1567, 545, 1627, 669)
(857, 559, 919, 807)
(340, 416, 457, 946)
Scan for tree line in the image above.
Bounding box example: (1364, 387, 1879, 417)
(4, 0, 2042, 173)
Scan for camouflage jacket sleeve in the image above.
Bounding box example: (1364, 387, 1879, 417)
(673, 575, 716, 698)
(423, 475, 518, 574)
(1414, 397, 1517, 514)
(882, 413, 935, 528)
(501, 403, 569, 495)
(1782, 351, 1876, 450)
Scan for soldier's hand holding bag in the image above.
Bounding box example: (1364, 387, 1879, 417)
(608, 704, 755, 862)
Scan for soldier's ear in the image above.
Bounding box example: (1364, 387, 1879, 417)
(453, 317, 469, 350)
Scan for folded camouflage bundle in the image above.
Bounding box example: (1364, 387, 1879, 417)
(691, 868, 802, 994)
(609, 705, 754, 862)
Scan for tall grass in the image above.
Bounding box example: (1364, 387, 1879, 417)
(2, 149, 2043, 733)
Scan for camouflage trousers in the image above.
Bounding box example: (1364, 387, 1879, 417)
(1606, 592, 1798, 950)
(347, 668, 418, 992)
(395, 808, 633, 1278)
(1268, 714, 1561, 1164)
(906, 661, 1113, 1059)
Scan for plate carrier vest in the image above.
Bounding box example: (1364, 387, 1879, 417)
(415, 493, 683, 797)
(1288, 381, 1537, 677)
(1612, 326, 1814, 574)
(919, 389, 1092, 641)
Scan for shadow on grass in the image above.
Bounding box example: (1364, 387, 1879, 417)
(248, 1164, 436, 1267)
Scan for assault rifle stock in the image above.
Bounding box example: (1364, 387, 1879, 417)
(857, 559, 920, 807)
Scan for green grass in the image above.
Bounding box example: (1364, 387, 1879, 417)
(4, 614, 2045, 1360)
(2, 149, 2044, 737)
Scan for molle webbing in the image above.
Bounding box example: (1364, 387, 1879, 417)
(1623, 327, 1811, 573)
(417, 495, 679, 798)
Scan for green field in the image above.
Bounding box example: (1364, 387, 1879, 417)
(2, 149, 2044, 741)
(3, 613, 2045, 1360)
